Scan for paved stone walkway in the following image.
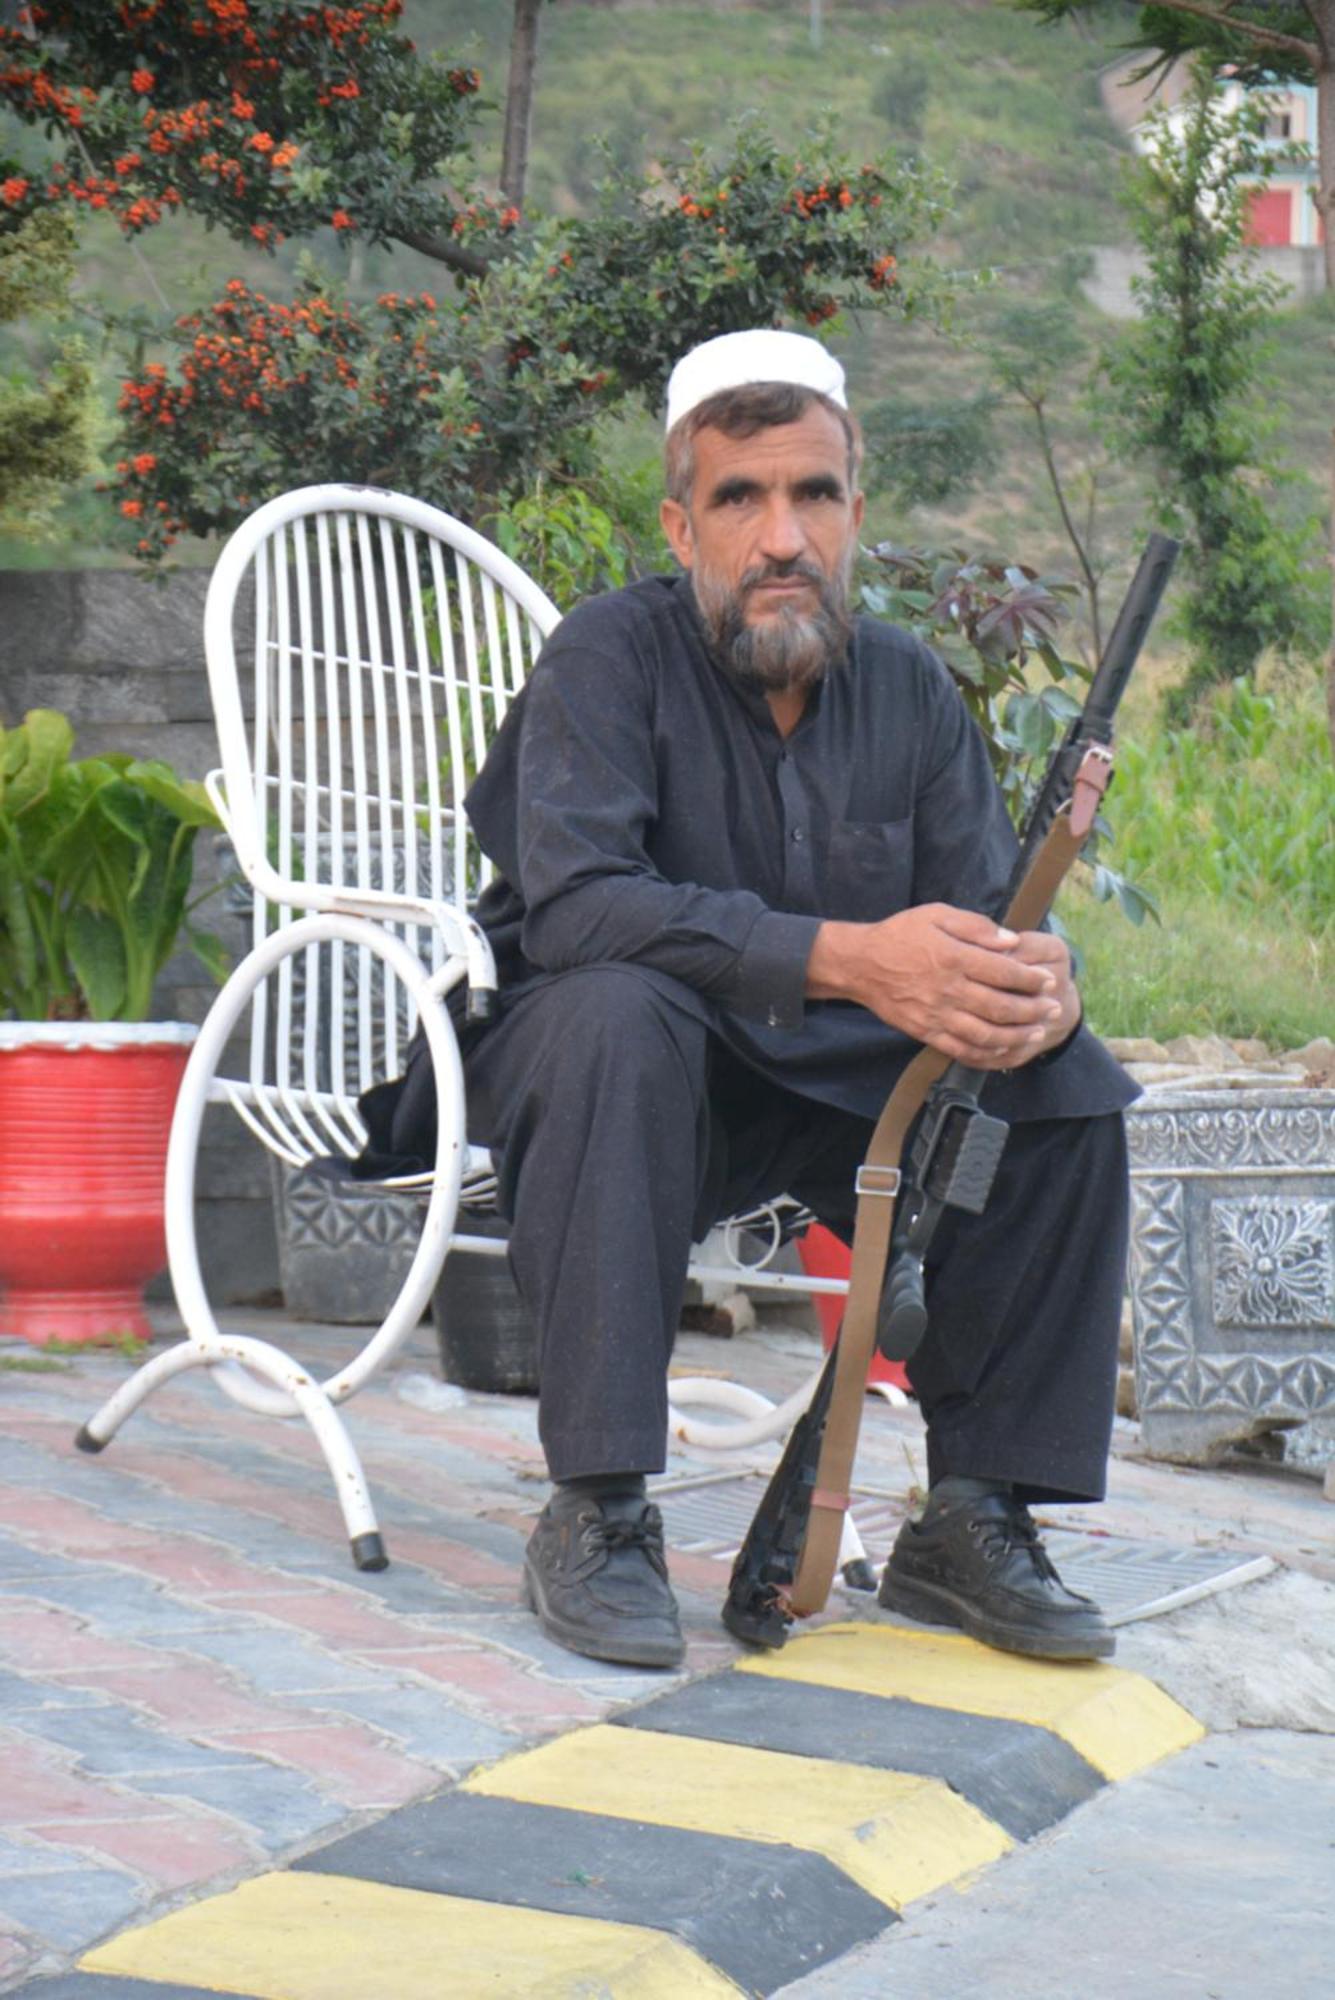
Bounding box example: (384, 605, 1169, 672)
(0, 1305, 1329, 1993)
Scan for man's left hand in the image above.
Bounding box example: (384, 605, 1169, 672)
(1004, 931, 1080, 1064)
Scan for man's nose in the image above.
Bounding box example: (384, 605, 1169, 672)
(757, 495, 807, 562)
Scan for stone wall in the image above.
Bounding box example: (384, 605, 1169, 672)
(1085, 243, 1326, 319)
(0, 565, 277, 1305)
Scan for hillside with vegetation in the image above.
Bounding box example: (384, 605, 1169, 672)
(4, 1, 1331, 574)
(0, 0, 1328, 1041)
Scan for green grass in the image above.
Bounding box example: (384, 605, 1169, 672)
(1107, 675, 1334, 922)
(1067, 887, 1329, 1048)
(1064, 663, 1332, 1048)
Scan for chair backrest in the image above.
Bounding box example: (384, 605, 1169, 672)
(203, 484, 560, 1128)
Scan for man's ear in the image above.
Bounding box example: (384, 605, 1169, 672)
(852, 488, 865, 535)
(660, 495, 694, 570)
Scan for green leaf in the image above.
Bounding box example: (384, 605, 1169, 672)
(1005, 692, 1052, 755)
(125, 762, 219, 828)
(1114, 874, 1160, 928)
(94, 779, 152, 846)
(185, 923, 230, 985)
(1040, 686, 1083, 722)
(3, 709, 74, 816)
(0, 869, 39, 997)
(66, 909, 127, 1021)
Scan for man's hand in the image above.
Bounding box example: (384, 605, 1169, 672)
(806, 904, 1080, 1070)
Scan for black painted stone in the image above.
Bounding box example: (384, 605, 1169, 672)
(298, 1789, 893, 1993)
(617, 1675, 1105, 1841)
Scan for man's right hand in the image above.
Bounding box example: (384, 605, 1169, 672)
(806, 904, 1067, 1070)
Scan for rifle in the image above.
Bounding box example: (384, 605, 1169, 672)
(722, 532, 1180, 1650)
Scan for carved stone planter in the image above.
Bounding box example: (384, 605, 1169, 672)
(1125, 1083, 1335, 1465)
(220, 836, 433, 1326)
(271, 1159, 424, 1326)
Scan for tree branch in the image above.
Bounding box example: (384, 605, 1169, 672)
(1029, 391, 1104, 657)
(391, 226, 490, 279)
(1136, 0, 1318, 68)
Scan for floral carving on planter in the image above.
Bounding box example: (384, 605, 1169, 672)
(1126, 1087, 1335, 1463)
(1211, 1198, 1335, 1329)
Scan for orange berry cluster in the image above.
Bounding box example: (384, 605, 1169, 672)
(789, 180, 856, 219)
(0, 60, 96, 130)
(450, 198, 520, 238)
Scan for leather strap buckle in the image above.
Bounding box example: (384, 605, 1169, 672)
(855, 1164, 902, 1198)
(1068, 743, 1114, 840)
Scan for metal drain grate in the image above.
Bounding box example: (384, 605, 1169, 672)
(1037, 1530, 1273, 1627)
(650, 1471, 1274, 1627)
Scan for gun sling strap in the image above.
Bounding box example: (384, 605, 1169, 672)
(787, 776, 1104, 1618)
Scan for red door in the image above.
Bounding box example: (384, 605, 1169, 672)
(1244, 187, 1292, 246)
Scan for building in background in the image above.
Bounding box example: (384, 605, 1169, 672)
(1088, 56, 1324, 316)
(1217, 74, 1322, 250)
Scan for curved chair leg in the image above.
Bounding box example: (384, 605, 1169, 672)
(75, 1339, 217, 1452)
(163, 914, 466, 1420)
(75, 912, 468, 1569)
(78, 1331, 388, 1570)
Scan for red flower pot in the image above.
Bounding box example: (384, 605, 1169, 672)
(0, 1024, 197, 1346)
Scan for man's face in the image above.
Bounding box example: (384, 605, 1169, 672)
(660, 403, 865, 694)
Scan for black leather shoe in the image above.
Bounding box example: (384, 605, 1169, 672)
(878, 1491, 1114, 1661)
(522, 1487, 685, 1669)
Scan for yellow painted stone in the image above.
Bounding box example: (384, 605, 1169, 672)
(464, 1722, 1009, 1908)
(736, 1622, 1204, 1780)
(81, 1870, 740, 1999)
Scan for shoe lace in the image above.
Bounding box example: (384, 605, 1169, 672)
(580, 1507, 669, 1578)
(971, 1503, 1060, 1582)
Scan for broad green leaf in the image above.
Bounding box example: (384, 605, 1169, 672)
(125, 761, 219, 828)
(94, 779, 152, 846)
(1040, 686, 1083, 722)
(3, 709, 74, 816)
(1114, 875, 1160, 928)
(185, 923, 230, 985)
(67, 908, 127, 1021)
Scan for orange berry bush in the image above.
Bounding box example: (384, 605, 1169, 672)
(2, 7, 947, 562)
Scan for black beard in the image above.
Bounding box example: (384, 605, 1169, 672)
(695, 558, 853, 695)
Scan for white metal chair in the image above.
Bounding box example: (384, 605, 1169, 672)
(76, 484, 880, 1570)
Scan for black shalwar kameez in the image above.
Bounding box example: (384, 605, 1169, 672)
(362, 575, 1136, 1501)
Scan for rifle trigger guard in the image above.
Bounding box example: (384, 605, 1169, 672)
(855, 1164, 902, 1199)
(1068, 744, 1114, 840)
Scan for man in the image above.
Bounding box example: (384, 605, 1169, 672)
(368, 328, 1135, 1672)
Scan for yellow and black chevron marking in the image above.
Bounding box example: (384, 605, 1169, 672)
(58, 1624, 1203, 2000)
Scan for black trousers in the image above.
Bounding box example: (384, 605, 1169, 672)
(463, 964, 1128, 1504)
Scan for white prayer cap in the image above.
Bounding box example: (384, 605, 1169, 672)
(664, 328, 847, 433)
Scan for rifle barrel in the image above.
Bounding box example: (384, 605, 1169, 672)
(1082, 532, 1180, 742)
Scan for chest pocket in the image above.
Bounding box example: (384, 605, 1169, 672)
(824, 816, 915, 922)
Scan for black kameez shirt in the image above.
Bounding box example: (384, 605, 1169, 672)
(464, 573, 1134, 1126)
